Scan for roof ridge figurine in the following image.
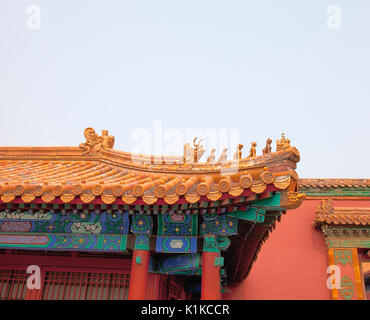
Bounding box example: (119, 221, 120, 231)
(247, 142, 257, 159)
(207, 148, 216, 164)
(276, 133, 291, 152)
(79, 127, 115, 155)
(233, 144, 243, 160)
(262, 138, 272, 155)
(183, 138, 206, 164)
(218, 148, 228, 163)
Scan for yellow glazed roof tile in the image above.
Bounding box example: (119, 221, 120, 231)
(0, 129, 301, 205)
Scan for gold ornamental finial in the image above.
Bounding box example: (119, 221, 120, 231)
(316, 199, 334, 214)
(280, 191, 306, 210)
(218, 148, 228, 163)
(79, 127, 115, 155)
(101, 130, 115, 149)
(262, 138, 272, 155)
(247, 142, 257, 159)
(183, 138, 205, 164)
(233, 144, 243, 160)
(207, 148, 216, 164)
(276, 133, 291, 152)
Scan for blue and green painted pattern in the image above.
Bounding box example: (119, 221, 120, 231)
(157, 211, 197, 236)
(0, 233, 127, 252)
(200, 215, 238, 236)
(0, 189, 289, 273)
(156, 236, 197, 253)
(131, 211, 152, 250)
(131, 211, 152, 234)
(0, 209, 129, 234)
(134, 234, 150, 250)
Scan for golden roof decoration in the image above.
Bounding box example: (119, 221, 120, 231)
(183, 138, 205, 164)
(0, 130, 300, 205)
(276, 133, 291, 152)
(206, 149, 216, 164)
(247, 142, 257, 159)
(233, 144, 243, 160)
(79, 127, 115, 155)
(262, 138, 272, 155)
(218, 148, 228, 163)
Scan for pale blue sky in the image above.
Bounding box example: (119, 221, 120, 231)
(1, 1, 369, 178)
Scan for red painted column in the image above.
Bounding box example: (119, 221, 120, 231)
(201, 251, 221, 300)
(128, 249, 150, 300)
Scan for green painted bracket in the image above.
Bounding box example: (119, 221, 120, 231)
(216, 236, 231, 251)
(249, 193, 283, 210)
(227, 207, 266, 223)
(226, 193, 284, 223)
(214, 257, 224, 267)
(134, 242, 150, 251)
(203, 235, 220, 253)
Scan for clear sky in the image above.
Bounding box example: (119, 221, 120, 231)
(1, 1, 369, 178)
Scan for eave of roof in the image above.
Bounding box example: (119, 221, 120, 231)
(314, 214, 370, 226)
(0, 146, 300, 206)
(299, 178, 370, 188)
(298, 178, 370, 198)
(313, 199, 370, 228)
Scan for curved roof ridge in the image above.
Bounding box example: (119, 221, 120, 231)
(299, 178, 370, 188)
(0, 145, 300, 174)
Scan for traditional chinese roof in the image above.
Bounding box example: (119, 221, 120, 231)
(0, 129, 304, 285)
(313, 199, 370, 251)
(299, 179, 370, 188)
(298, 178, 370, 198)
(313, 199, 370, 228)
(0, 129, 300, 206)
(314, 214, 370, 226)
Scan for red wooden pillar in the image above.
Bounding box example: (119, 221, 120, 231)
(129, 212, 152, 300)
(201, 251, 221, 300)
(128, 249, 150, 300)
(201, 235, 222, 300)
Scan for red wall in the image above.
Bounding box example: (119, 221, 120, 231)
(224, 199, 370, 299)
(224, 199, 333, 299)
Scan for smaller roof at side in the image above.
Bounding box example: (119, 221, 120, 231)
(313, 199, 370, 228)
(299, 178, 370, 188)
